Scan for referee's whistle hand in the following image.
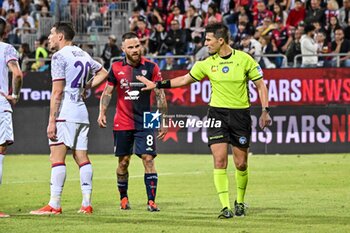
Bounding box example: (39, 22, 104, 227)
(259, 112, 272, 129)
(136, 75, 156, 91)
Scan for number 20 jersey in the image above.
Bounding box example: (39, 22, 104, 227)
(51, 46, 102, 124)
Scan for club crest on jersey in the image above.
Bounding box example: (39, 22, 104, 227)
(124, 89, 140, 100)
(141, 70, 147, 76)
(120, 79, 129, 89)
(222, 66, 229, 73)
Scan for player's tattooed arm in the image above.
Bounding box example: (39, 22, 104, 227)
(154, 88, 168, 139)
(49, 81, 64, 123)
(98, 84, 114, 128)
(8, 60, 23, 95)
(6, 60, 23, 104)
(154, 88, 167, 116)
(47, 80, 64, 140)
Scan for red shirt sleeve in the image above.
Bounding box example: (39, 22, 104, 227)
(152, 63, 162, 82)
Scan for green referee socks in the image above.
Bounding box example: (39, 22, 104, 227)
(235, 168, 248, 203)
(213, 169, 230, 209)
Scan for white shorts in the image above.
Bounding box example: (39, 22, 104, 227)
(0, 111, 14, 146)
(49, 121, 89, 150)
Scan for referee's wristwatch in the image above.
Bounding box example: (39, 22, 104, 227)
(262, 107, 270, 113)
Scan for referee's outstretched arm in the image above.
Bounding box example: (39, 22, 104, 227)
(137, 74, 195, 91)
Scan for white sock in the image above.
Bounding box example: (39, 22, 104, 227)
(0, 154, 4, 185)
(80, 163, 93, 207)
(49, 164, 66, 209)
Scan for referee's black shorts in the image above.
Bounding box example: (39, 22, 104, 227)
(207, 106, 252, 148)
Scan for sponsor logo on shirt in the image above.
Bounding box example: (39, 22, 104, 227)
(124, 89, 140, 100)
(211, 66, 218, 72)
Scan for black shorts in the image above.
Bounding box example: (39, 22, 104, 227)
(113, 129, 157, 157)
(207, 107, 252, 148)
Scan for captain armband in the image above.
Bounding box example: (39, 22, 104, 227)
(156, 80, 171, 89)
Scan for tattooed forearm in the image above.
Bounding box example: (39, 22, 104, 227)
(102, 94, 111, 107)
(8, 60, 23, 95)
(155, 89, 167, 116)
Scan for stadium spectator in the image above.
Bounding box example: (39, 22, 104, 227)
(272, 3, 288, 25)
(259, 35, 277, 68)
(315, 30, 330, 66)
(185, 5, 203, 41)
(286, 28, 303, 66)
(19, 0, 34, 13)
(147, 7, 165, 28)
(203, 3, 222, 26)
(254, 17, 275, 39)
(149, 22, 169, 55)
(326, 16, 341, 42)
(101, 34, 121, 70)
(166, 19, 187, 55)
(240, 33, 262, 63)
(1, 0, 20, 17)
(17, 10, 35, 28)
(338, 0, 350, 28)
(300, 24, 318, 67)
(30, 22, 108, 216)
(163, 52, 186, 70)
(193, 35, 209, 61)
(137, 22, 271, 219)
(329, 27, 350, 67)
(97, 32, 167, 212)
(129, 6, 143, 32)
(234, 21, 252, 47)
(166, 5, 186, 30)
(304, 0, 326, 27)
(31, 35, 49, 71)
(135, 16, 151, 54)
(18, 42, 33, 71)
(271, 18, 293, 55)
(325, 0, 339, 28)
(286, 0, 306, 28)
(0, 17, 23, 218)
(253, 0, 273, 27)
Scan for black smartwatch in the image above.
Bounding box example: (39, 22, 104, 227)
(262, 107, 270, 113)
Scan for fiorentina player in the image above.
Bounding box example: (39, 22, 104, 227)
(97, 32, 167, 212)
(0, 17, 23, 218)
(30, 22, 108, 215)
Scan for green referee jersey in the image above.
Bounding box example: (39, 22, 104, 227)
(189, 49, 263, 109)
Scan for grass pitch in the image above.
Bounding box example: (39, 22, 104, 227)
(0, 154, 349, 233)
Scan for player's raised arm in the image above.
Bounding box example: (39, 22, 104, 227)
(89, 67, 108, 88)
(136, 73, 195, 91)
(7, 60, 23, 105)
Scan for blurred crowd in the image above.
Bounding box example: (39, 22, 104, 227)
(132, 0, 350, 68)
(1, 0, 350, 71)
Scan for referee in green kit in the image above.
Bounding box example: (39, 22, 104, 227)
(137, 22, 271, 219)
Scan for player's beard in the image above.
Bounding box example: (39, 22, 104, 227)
(126, 52, 141, 65)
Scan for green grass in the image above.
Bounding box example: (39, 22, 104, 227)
(0, 154, 349, 233)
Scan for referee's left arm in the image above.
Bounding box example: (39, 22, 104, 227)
(254, 78, 272, 129)
(254, 78, 269, 109)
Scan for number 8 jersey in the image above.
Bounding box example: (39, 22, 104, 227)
(51, 46, 102, 124)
